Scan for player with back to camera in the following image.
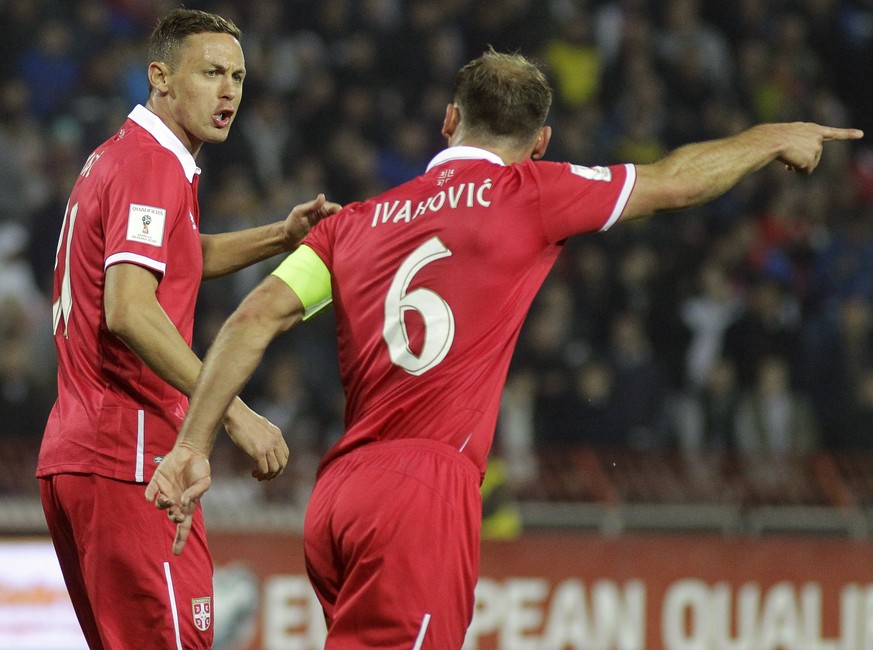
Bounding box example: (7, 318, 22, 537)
(36, 8, 339, 650)
(147, 48, 862, 648)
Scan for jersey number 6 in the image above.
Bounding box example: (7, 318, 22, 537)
(382, 236, 456, 376)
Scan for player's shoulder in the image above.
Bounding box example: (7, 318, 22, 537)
(521, 158, 628, 185)
(104, 123, 189, 180)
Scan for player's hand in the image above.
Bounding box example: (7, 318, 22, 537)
(282, 193, 342, 249)
(775, 123, 863, 175)
(223, 398, 289, 481)
(145, 444, 211, 555)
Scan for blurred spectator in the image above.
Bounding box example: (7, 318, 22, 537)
(739, 355, 818, 449)
(606, 311, 670, 449)
(235, 91, 302, 191)
(542, 9, 600, 110)
(809, 210, 873, 310)
(247, 350, 324, 506)
(671, 357, 742, 500)
(722, 275, 802, 389)
(567, 240, 620, 347)
(497, 370, 538, 488)
(736, 354, 820, 503)
(377, 118, 432, 186)
(803, 294, 873, 447)
(532, 354, 626, 450)
(0, 222, 53, 437)
(515, 278, 586, 444)
(0, 122, 28, 225)
(673, 357, 742, 455)
(841, 367, 873, 450)
(655, 0, 733, 92)
(571, 357, 627, 448)
(18, 19, 79, 120)
(680, 261, 742, 390)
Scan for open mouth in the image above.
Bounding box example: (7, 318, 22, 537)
(212, 110, 233, 128)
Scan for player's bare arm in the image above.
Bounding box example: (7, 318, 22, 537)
(622, 122, 863, 220)
(105, 262, 289, 481)
(146, 275, 306, 554)
(200, 193, 341, 279)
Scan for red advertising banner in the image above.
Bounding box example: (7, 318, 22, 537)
(207, 532, 873, 650)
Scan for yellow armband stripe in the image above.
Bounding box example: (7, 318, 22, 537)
(271, 245, 332, 320)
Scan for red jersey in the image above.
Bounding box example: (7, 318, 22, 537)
(304, 146, 636, 477)
(37, 105, 203, 483)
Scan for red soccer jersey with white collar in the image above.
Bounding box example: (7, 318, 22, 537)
(38, 105, 203, 483)
(303, 146, 636, 478)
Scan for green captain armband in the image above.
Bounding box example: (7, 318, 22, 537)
(271, 245, 332, 320)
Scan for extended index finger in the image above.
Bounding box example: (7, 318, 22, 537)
(172, 516, 194, 556)
(821, 127, 864, 141)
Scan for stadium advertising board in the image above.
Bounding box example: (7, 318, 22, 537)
(4, 533, 873, 649)
(206, 532, 873, 650)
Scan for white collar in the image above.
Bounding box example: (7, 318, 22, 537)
(128, 105, 200, 182)
(426, 145, 506, 172)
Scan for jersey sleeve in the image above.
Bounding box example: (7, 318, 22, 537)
(101, 152, 188, 277)
(533, 161, 636, 243)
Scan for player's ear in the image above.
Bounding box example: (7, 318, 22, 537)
(148, 61, 172, 96)
(531, 126, 551, 160)
(441, 103, 461, 141)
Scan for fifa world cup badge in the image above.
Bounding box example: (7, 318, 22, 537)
(192, 597, 211, 631)
(142, 214, 152, 234)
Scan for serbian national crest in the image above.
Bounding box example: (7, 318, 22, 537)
(192, 596, 211, 631)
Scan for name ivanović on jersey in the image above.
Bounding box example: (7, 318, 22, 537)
(370, 180, 493, 228)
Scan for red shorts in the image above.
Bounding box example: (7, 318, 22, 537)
(39, 473, 214, 650)
(304, 438, 482, 649)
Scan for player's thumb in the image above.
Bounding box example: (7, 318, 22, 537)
(307, 193, 326, 211)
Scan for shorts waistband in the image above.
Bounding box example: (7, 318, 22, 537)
(325, 438, 482, 482)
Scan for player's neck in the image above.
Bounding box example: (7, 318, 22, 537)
(144, 99, 203, 159)
(450, 138, 530, 165)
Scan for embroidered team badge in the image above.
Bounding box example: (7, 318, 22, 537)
(126, 203, 166, 247)
(436, 168, 455, 186)
(192, 596, 211, 631)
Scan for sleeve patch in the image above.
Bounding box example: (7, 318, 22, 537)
(569, 164, 612, 182)
(126, 204, 166, 247)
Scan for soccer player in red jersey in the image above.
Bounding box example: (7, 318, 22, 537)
(36, 9, 338, 650)
(147, 49, 863, 648)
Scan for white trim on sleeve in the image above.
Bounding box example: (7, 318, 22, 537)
(599, 163, 637, 232)
(105, 252, 167, 275)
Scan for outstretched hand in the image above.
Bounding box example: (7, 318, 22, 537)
(778, 123, 863, 175)
(145, 445, 212, 555)
(283, 193, 342, 248)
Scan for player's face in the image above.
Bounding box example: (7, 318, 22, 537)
(164, 32, 245, 153)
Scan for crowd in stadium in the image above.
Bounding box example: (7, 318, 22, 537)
(2, 0, 873, 505)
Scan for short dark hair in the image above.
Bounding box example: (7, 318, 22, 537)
(149, 8, 242, 70)
(453, 48, 552, 145)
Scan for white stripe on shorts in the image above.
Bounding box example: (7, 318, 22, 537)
(164, 561, 184, 650)
(412, 613, 431, 650)
(135, 409, 145, 482)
